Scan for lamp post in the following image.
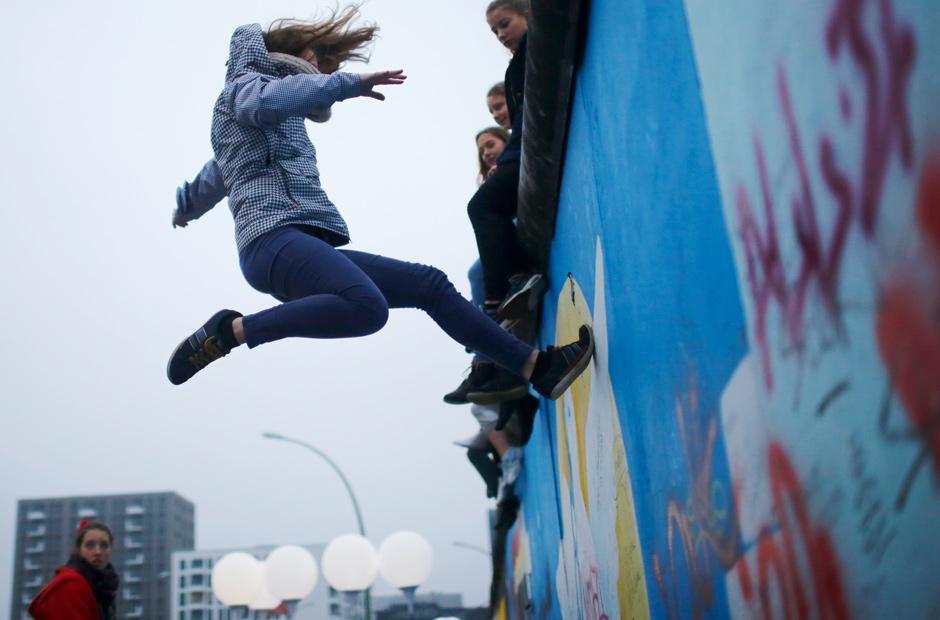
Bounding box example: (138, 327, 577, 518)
(262, 432, 371, 618)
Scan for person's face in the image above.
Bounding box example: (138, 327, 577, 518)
(487, 95, 510, 130)
(477, 132, 506, 169)
(79, 530, 111, 570)
(486, 7, 528, 52)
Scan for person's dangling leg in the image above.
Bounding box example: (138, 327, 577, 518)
(467, 161, 527, 304)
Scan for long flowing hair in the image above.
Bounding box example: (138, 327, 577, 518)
(265, 4, 379, 74)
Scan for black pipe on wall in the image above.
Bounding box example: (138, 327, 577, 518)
(517, 0, 590, 270)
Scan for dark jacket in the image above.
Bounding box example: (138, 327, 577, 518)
(497, 34, 527, 165)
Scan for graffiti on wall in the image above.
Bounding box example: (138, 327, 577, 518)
(651, 374, 740, 620)
(686, 0, 940, 616)
(734, 0, 916, 391)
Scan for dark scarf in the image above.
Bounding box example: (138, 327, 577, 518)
(66, 555, 119, 619)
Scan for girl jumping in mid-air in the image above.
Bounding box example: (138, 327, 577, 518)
(167, 6, 593, 402)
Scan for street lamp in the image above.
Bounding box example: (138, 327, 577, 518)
(321, 534, 378, 619)
(261, 432, 366, 535)
(451, 541, 490, 557)
(261, 431, 372, 618)
(378, 531, 433, 616)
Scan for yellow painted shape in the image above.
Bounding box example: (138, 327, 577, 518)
(614, 420, 648, 618)
(555, 275, 594, 515)
(555, 268, 650, 619)
(495, 595, 507, 620)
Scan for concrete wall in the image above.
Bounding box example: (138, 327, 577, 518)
(501, 0, 940, 618)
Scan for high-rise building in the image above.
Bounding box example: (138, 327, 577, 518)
(171, 544, 346, 620)
(10, 491, 195, 620)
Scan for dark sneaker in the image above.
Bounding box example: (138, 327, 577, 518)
(166, 309, 242, 385)
(495, 273, 546, 329)
(443, 360, 495, 405)
(531, 325, 595, 400)
(466, 367, 529, 405)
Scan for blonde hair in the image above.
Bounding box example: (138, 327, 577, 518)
(265, 5, 378, 74)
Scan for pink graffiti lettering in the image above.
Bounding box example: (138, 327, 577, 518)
(737, 0, 915, 389)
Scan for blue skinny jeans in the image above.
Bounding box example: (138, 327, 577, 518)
(238, 226, 534, 374)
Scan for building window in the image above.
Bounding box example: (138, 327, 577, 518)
(192, 558, 203, 568)
(125, 552, 145, 566)
(179, 575, 185, 588)
(77, 507, 97, 518)
(191, 592, 204, 604)
(191, 574, 204, 586)
(330, 602, 341, 616)
(25, 510, 45, 520)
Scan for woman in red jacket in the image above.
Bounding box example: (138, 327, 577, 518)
(29, 520, 119, 619)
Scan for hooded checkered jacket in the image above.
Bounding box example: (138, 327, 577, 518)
(176, 24, 362, 252)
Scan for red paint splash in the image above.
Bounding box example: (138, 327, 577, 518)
(876, 154, 940, 477)
(735, 443, 851, 620)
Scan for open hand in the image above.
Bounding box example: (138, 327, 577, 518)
(358, 70, 407, 101)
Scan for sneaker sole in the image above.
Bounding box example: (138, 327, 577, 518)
(495, 275, 546, 322)
(547, 326, 595, 400)
(166, 337, 193, 385)
(442, 394, 471, 405)
(465, 384, 530, 405)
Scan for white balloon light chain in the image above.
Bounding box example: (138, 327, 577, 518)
(212, 532, 433, 617)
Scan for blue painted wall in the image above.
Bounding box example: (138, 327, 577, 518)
(502, 0, 940, 618)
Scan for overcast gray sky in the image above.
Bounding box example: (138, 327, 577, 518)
(0, 0, 515, 609)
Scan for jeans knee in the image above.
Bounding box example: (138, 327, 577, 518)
(347, 288, 389, 335)
(416, 265, 455, 310)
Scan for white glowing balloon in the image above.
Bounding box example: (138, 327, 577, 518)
(264, 545, 318, 601)
(211, 552, 263, 606)
(321, 534, 378, 592)
(247, 580, 281, 611)
(378, 531, 433, 589)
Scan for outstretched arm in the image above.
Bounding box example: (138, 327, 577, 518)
(231, 70, 406, 129)
(173, 159, 227, 228)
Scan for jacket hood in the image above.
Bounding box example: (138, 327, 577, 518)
(225, 24, 277, 83)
